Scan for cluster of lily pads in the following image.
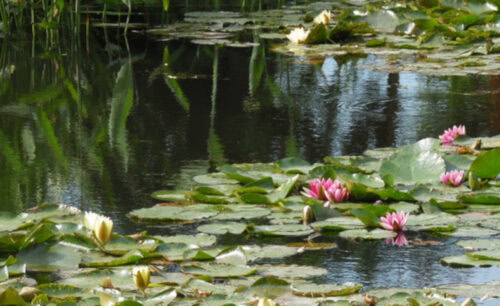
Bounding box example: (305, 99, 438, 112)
(0, 127, 499, 304)
(147, 0, 500, 75)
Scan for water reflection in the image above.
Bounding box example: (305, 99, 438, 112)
(1, 31, 500, 289)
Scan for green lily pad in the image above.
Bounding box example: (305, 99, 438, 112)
(17, 242, 81, 272)
(257, 264, 327, 279)
(458, 192, 500, 204)
(437, 280, 500, 299)
(151, 190, 189, 203)
(197, 222, 247, 235)
(212, 205, 271, 220)
(129, 204, 219, 223)
(215, 246, 248, 266)
(276, 157, 312, 174)
(406, 213, 459, 232)
(81, 250, 144, 267)
(440, 254, 500, 267)
(155, 233, 216, 248)
(250, 276, 290, 299)
(193, 173, 239, 185)
(379, 138, 445, 185)
(339, 229, 397, 240)
(104, 236, 158, 255)
(466, 248, 500, 261)
(440, 227, 500, 237)
(182, 278, 236, 296)
(181, 262, 257, 277)
(468, 148, 500, 179)
(310, 217, 366, 231)
(154, 242, 198, 261)
(291, 283, 362, 297)
(242, 245, 298, 261)
(251, 224, 314, 237)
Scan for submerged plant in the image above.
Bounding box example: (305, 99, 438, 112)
(380, 211, 409, 232)
(441, 170, 465, 187)
(439, 125, 465, 145)
(302, 178, 350, 203)
(287, 27, 310, 44)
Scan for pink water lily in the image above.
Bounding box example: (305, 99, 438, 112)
(439, 125, 465, 145)
(301, 178, 349, 203)
(385, 232, 408, 247)
(380, 211, 409, 232)
(441, 170, 465, 187)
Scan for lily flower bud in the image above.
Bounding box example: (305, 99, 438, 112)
(133, 266, 151, 293)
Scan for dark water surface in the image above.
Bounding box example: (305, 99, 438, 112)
(1, 13, 500, 294)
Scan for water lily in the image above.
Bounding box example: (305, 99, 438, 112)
(380, 211, 409, 232)
(314, 10, 333, 25)
(95, 215, 114, 246)
(441, 170, 465, 187)
(287, 27, 310, 44)
(83, 211, 101, 231)
(133, 266, 151, 293)
(302, 205, 314, 225)
(385, 232, 408, 247)
(439, 125, 465, 145)
(302, 178, 349, 203)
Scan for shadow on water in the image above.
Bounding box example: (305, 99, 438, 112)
(0, 5, 500, 293)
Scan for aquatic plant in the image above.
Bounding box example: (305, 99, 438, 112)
(439, 125, 466, 145)
(301, 178, 349, 203)
(313, 10, 332, 25)
(380, 211, 409, 232)
(133, 266, 151, 294)
(85, 211, 114, 246)
(441, 170, 465, 187)
(286, 27, 310, 44)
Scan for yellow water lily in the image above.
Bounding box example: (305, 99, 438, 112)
(133, 266, 151, 293)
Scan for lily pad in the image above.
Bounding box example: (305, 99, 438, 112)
(251, 224, 314, 237)
(338, 229, 397, 240)
(181, 262, 257, 278)
(197, 222, 247, 235)
(154, 233, 216, 248)
(310, 217, 366, 231)
(257, 264, 327, 279)
(129, 204, 219, 223)
(291, 283, 362, 297)
(151, 190, 189, 203)
(379, 138, 445, 185)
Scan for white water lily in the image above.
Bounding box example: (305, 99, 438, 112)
(314, 10, 333, 25)
(95, 215, 113, 246)
(83, 211, 101, 231)
(133, 266, 151, 293)
(286, 27, 310, 44)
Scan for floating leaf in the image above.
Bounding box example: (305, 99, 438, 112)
(257, 264, 327, 279)
(379, 139, 445, 185)
(250, 276, 290, 299)
(339, 229, 396, 240)
(468, 148, 500, 179)
(291, 283, 362, 297)
(197, 222, 247, 235)
(181, 262, 256, 278)
(251, 224, 314, 237)
(311, 217, 366, 231)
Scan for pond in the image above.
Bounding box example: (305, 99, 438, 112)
(1, 0, 500, 304)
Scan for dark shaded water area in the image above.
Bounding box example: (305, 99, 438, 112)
(1, 10, 500, 294)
